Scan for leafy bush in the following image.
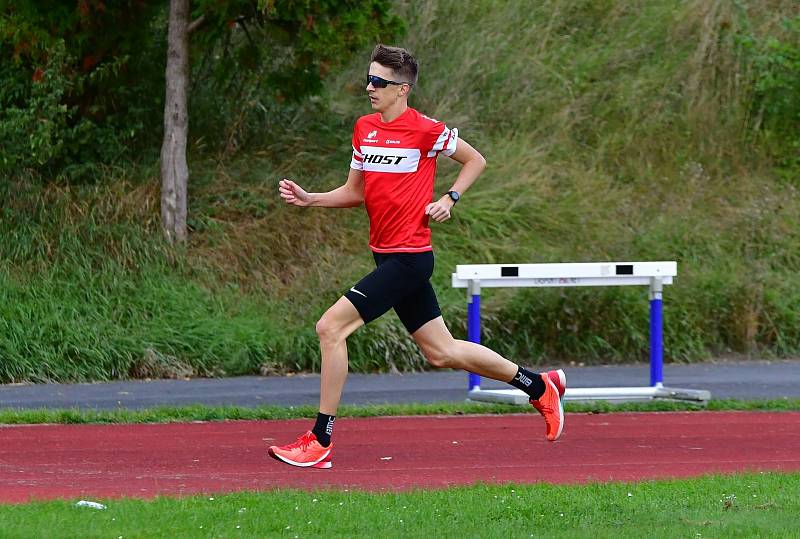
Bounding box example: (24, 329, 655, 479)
(0, 1, 403, 180)
(0, 2, 166, 181)
(188, 0, 405, 158)
(739, 15, 800, 171)
(0, 41, 146, 180)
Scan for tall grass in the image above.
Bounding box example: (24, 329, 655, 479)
(0, 178, 316, 382)
(1, 0, 799, 382)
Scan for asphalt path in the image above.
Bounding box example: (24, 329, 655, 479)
(0, 359, 798, 410)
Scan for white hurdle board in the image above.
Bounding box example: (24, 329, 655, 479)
(452, 261, 710, 404)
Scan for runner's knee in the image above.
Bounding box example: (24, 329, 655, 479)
(422, 345, 456, 369)
(316, 314, 345, 345)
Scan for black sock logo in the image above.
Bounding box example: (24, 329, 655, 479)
(326, 416, 335, 435)
(514, 371, 533, 387)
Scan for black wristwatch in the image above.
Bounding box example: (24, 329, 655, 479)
(445, 190, 460, 205)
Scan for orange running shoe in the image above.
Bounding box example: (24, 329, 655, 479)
(530, 374, 565, 441)
(268, 431, 332, 469)
(545, 369, 566, 397)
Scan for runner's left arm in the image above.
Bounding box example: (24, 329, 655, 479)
(425, 138, 486, 222)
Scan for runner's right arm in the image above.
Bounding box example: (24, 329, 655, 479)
(278, 168, 365, 208)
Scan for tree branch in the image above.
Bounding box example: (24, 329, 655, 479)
(237, 17, 259, 52)
(187, 14, 205, 34)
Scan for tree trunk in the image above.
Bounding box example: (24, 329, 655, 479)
(160, 0, 190, 244)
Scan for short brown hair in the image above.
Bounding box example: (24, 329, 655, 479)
(370, 44, 418, 85)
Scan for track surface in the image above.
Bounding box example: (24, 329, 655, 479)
(1, 411, 798, 503)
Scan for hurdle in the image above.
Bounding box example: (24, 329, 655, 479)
(452, 261, 711, 403)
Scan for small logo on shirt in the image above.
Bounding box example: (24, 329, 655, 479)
(385, 139, 400, 144)
(367, 130, 377, 138)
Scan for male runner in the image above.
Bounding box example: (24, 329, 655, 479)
(269, 45, 565, 469)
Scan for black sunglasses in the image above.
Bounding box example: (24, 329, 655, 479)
(367, 74, 411, 89)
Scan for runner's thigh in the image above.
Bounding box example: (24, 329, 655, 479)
(393, 281, 442, 334)
(344, 255, 426, 325)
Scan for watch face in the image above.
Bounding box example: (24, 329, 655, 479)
(448, 191, 459, 202)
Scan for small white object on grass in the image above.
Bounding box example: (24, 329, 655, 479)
(75, 500, 106, 510)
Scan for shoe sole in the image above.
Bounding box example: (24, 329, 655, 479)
(268, 447, 332, 469)
(544, 376, 565, 442)
(553, 391, 564, 440)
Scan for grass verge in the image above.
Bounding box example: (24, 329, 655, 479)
(0, 399, 797, 425)
(0, 472, 797, 538)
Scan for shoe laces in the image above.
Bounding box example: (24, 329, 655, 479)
(286, 431, 316, 451)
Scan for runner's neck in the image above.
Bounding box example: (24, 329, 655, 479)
(380, 102, 408, 123)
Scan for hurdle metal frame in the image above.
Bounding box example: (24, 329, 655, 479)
(452, 261, 710, 403)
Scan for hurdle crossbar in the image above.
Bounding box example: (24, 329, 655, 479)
(452, 261, 710, 403)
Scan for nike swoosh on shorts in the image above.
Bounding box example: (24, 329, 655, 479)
(349, 287, 367, 298)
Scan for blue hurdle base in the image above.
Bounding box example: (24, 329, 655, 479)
(467, 386, 711, 405)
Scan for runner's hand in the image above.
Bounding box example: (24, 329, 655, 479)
(279, 179, 311, 207)
(425, 198, 454, 223)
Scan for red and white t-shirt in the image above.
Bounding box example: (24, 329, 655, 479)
(350, 107, 458, 253)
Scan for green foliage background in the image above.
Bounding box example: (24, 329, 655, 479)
(0, 0, 403, 178)
(0, 0, 166, 178)
(1, 0, 800, 382)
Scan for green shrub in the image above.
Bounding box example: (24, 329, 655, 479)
(0, 3, 165, 181)
(738, 14, 800, 172)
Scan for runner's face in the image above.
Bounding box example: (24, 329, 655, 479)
(366, 62, 407, 112)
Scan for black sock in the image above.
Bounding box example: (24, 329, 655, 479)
(509, 366, 545, 400)
(312, 412, 335, 447)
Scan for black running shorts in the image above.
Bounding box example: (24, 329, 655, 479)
(344, 251, 442, 334)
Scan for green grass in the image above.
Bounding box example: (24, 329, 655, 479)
(0, 399, 797, 425)
(2, 1, 800, 382)
(1, 473, 798, 538)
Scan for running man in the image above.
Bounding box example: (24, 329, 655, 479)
(269, 44, 565, 469)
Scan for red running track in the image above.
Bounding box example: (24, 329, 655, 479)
(1, 412, 799, 503)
